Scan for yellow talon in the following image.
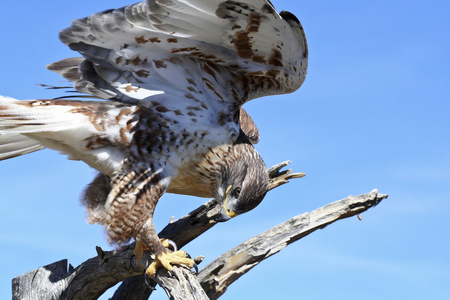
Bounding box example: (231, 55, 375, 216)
(133, 238, 194, 277)
(160, 238, 172, 249)
(134, 238, 172, 260)
(133, 238, 148, 261)
(146, 250, 194, 278)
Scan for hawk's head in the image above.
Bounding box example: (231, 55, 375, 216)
(215, 142, 269, 222)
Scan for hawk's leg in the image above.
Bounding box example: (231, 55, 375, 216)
(133, 238, 176, 260)
(145, 249, 195, 278)
(108, 167, 194, 277)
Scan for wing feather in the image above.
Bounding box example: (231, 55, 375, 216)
(54, 0, 308, 108)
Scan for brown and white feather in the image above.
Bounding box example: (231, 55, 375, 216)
(0, 0, 307, 258)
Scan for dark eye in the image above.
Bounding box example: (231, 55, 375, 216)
(234, 186, 242, 197)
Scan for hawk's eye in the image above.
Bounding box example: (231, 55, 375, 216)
(234, 186, 242, 197)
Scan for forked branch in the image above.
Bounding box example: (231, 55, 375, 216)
(12, 162, 387, 300)
(198, 189, 387, 299)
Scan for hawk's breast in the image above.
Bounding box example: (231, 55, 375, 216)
(167, 144, 233, 198)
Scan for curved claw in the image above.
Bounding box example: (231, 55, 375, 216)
(144, 273, 157, 291)
(193, 262, 199, 275)
(161, 238, 178, 251)
(185, 252, 199, 275)
(146, 250, 195, 278)
(167, 240, 178, 252)
(130, 254, 140, 272)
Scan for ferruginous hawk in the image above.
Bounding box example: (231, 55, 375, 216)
(0, 0, 308, 277)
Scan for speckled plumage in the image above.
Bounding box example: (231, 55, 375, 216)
(0, 0, 308, 271)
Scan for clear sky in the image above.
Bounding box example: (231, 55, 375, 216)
(1, 0, 449, 299)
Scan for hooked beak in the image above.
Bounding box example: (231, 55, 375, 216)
(216, 185, 237, 222)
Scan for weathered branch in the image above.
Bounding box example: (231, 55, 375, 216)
(111, 274, 156, 300)
(12, 163, 386, 300)
(12, 260, 69, 300)
(267, 160, 305, 191)
(12, 161, 302, 300)
(153, 267, 209, 300)
(198, 189, 388, 299)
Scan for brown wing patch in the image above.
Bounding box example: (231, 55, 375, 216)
(135, 69, 150, 78)
(153, 60, 168, 69)
(268, 49, 283, 67)
(149, 37, 161, 43)
(126, 56, 142, 66)
(247, 12, 262, 32)
(135, 36, 148, 44)
(239, 107, 260, 144)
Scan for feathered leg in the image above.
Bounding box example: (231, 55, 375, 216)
(105, 165, 194, 277)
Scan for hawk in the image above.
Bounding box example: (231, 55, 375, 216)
(0, 0, 307, 276)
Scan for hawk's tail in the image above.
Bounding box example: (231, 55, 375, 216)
(0, 96, 43, 160)
(0, 95, 89, 161)
(0, 132, 44, 160)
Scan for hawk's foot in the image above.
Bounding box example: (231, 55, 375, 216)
(133, 238, 177, 260)
(160, 238, 177, 251)
(146, 250, 194, 278)
(132, 238, 194, 277)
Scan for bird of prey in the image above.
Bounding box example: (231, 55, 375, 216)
(0, 0, 307, 277)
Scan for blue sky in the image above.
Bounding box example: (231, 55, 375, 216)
(1, 0, 449, 299)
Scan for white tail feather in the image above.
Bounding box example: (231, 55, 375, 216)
(0, 96, 91, 160)
(0, 96, 87, 134)
(0, 132, 44, 160)
(0, 96, 125, 175)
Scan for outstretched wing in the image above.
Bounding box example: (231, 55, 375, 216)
(55, 0, 308, 109)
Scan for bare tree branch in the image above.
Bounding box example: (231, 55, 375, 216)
(267, 160, 305, 191)
(12, 163, 387, 300)
(12, 161, 302, 299)
(197, 189, 387, 299)
(153, 267, 209, 300)
(111, 274, 155, 300)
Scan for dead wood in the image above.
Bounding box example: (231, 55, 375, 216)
(12, 162, 386, 300)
